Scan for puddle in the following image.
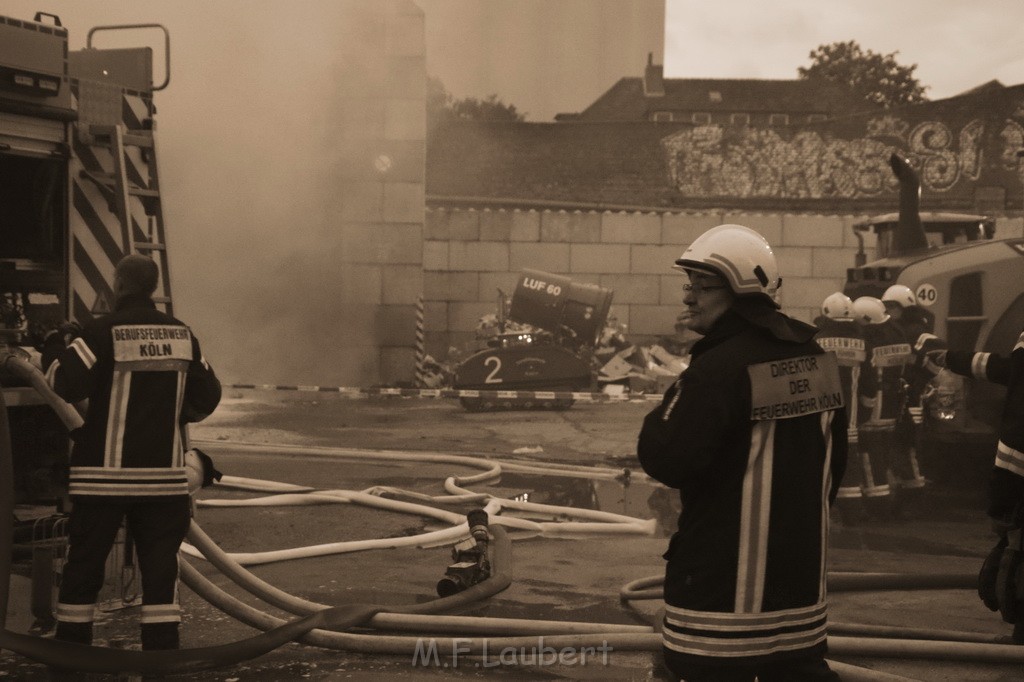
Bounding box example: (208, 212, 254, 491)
(484, 472, 679, 537)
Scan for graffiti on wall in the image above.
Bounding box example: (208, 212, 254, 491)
(661, 108, 1024, 200)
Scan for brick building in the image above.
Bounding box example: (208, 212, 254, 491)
(556, 54, 874, 126)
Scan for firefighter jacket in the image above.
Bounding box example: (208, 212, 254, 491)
(815, 318, 867, 441)
(859, 320, 912, 430)
(946, 337, 1024, 525)
(904, 331, 947, 426)
(892, 310, 945, 413)
(638, 298, 847, 664)
(46, 293, 221, 497)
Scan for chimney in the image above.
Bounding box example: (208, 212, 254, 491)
(643, 52, 664, 97)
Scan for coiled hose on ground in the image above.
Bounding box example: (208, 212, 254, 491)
(2, 361, 1022, 678)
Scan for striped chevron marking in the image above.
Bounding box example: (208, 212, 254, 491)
(68, 84, 156, 323)
(225, 384, 664, 402)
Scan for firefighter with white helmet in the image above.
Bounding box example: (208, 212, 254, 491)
(853, 295, 889, 325)
(882, 283, 917, 309)
(821, 291, 854, 321)
(816, 293, 870, 519)
(669, 223, 781, 298)
(638, 224, 846, 681)
(882, 281, 938, 345)
(853, 295, 914, 517)
(882, 284, 943, 509)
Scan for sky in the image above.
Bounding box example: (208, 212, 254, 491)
(664, 0, 1024, 103)
(421, 0, 664, 121)
(421, 0, 1024, 119)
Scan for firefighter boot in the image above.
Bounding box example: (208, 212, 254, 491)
(893, 485, 927, 520)
(835, 498, 868, 526)
(48, 621, 95, 681)
(141, 621, 179, 651)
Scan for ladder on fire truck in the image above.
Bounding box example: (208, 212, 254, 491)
(79, 123, 174, 317)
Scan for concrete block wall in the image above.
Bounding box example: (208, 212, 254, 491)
(334, 0, 425, 386)
(423, 207, 876, 357)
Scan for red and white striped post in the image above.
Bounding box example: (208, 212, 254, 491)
(414, 294, 426, 387)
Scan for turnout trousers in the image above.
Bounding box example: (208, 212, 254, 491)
(54, 496, 191, 650)
(857, 427, 895, 500)
(892, 412, 927, 490)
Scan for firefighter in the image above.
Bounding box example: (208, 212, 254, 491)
(44, 254, 221, 653)
(881, 283, 933, 337)
(638, 224, 846, 681)
(816, 292, 869, 522)
(881, 284, 935, 508)
(929, 339, 1024, 643)
(852, 295, 913, 518)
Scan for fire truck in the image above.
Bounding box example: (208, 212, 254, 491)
(1, 11, 174, 504)
(844, 153, 1024, 479)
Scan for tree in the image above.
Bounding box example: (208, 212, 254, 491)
(798, 40, 928, 109)
(427, 76, 525, 126)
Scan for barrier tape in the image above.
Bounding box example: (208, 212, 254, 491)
(224, 384, 663, 403)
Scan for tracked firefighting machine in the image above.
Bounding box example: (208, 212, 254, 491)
(844, 152, 1022, 463)
(1, 12, 174, 506)
(454, 269, 613, 411)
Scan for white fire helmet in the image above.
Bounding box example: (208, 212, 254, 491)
(185, 449, 205, 495)
(882, 284, 917, 308)
(852, 296, 890, 325)
(821, 292, 854, 320)
(673, 224, 781, 303)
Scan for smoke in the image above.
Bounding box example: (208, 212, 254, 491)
(4, 0, 664, 387)
(3, 1, 402, 386)
(421, 0, 665, 121)
(155, 2, 389, 387)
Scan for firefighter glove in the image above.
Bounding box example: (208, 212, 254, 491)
(195, 448, 223, 487)
(925, 349, 947, 369)
(979, 536, 1007, 612)
(992, 528, 1024, 625)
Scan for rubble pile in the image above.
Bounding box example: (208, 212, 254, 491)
(417, 313, 694, 395)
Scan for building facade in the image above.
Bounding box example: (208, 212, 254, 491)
(423, 84, 1024, 360)
(556, 54, 875, 126)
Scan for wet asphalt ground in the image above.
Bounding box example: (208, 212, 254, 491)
(3, 389, 1024, 680)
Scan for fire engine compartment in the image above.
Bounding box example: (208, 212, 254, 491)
(0, 152, 68, 343)
(1, 13, 164, 504)
(0, 16, 73, 351)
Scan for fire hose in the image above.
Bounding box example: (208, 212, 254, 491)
(2, 355, 84, 431)
(179, 442, 1024, 668)
(0, 362, 503, 673)
(2, 361, 1023, 678)
(173, 439, 656, 566)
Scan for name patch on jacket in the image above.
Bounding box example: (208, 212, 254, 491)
(871, 343, 912, 367)
(816, 336, 866, 364)
(748, 353, 843, 420)
(112, 325, 192, 362)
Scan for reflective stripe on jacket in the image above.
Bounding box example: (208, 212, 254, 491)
(638, 301, 847, 663)
(47, 294, 221, 497)
(947, 333, 1024, 520)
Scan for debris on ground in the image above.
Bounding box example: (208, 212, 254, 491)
(417, 310, 695, 396)
(596, 344, 688, 395)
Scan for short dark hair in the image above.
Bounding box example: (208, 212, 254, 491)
(115, 254, 159, 296)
